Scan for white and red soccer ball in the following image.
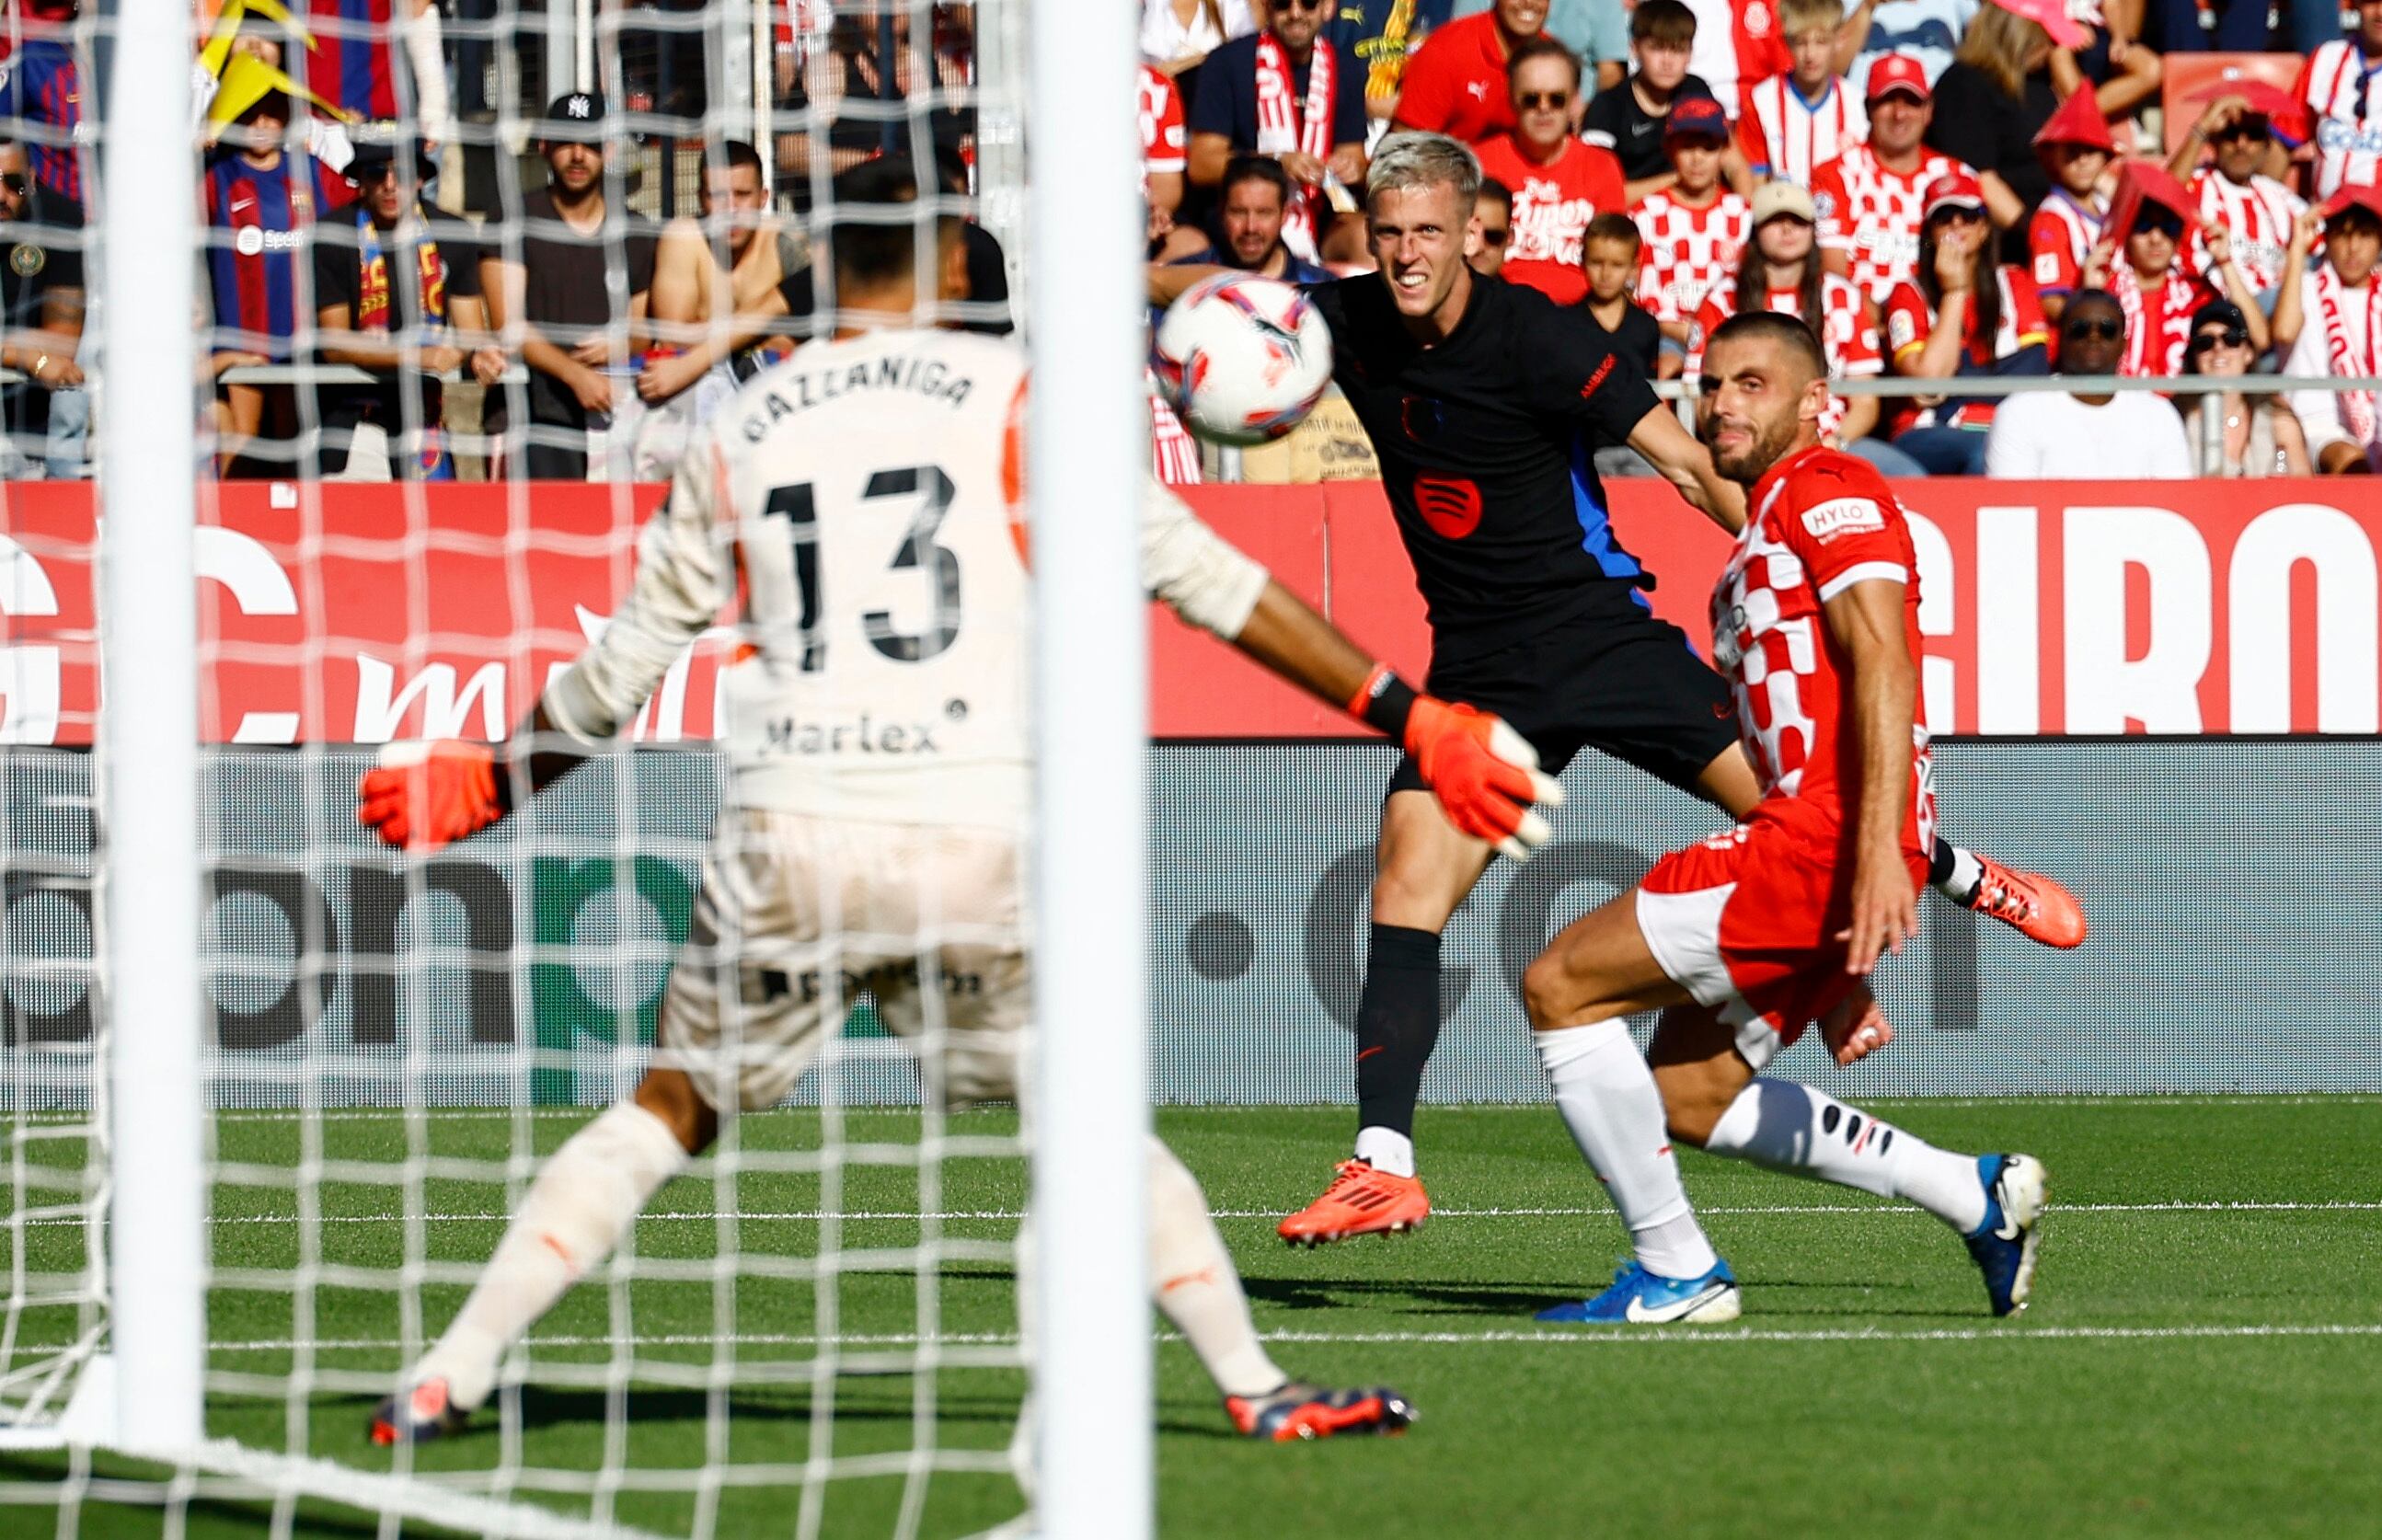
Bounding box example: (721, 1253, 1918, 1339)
(1152, 274, 1334, 447)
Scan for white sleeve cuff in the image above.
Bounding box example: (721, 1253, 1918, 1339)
(1816, 561, 1908, 601)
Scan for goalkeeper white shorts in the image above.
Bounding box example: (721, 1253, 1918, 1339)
(654, 808, 1029, 1112)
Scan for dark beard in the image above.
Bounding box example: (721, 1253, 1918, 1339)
(1712, 412, 1802, 484)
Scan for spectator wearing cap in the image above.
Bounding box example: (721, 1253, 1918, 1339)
(1188, 0, 1369, 265)
(1812, 54, 2008, 311)
(201, 86, 358, 477)
(2296, 0, 2382, 205)
(1686, 178, 1897, 464)
(2024, 89, 2114, 326)
(2165, 84, 2309, 305)
(0, 136, 84, 478)
(1471, 176, 1516, 274)
(2177, 298, 2310, 477)
(1881, 169, 2049, 474)
(1927, 0, 2108, 260)
(1584, 0, 1735, 203)
(1170, 156, 1337, 284)
(1629, 93, 1751, 350)
(1472, 38, 1627, 305)
(1984, 287, 2192, 476)
(311, 135, 493, 479)
(1394, 0, 1553, 144)
(2079, 161, 2268, 378)
(2272, 182, 2382, 476)
(479, 92, 657, 480)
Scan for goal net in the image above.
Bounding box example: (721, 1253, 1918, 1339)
(0, 1, 1149, 1535)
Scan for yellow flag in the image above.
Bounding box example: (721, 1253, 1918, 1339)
(206, 52, 354, 130)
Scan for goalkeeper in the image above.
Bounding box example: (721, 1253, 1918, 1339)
(360, 157, 1557, 1447)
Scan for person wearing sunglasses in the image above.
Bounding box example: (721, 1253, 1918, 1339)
(2177, 299, 2312, 477)
(2165, 87, 2309, 300)
(1470, 175, 1515, 275)
(0, 138, 85, 480)
(1880, 171, 2050, 476)
(1185, 0, 1370, 263)
(2079, 163, 2268, 379)
(1984, 287, 2193, 477)
(1472, 37, 1625, 304)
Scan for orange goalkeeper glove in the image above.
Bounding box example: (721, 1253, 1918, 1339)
(356, 741, 510, 852)
(1350, 667, 1563, 860)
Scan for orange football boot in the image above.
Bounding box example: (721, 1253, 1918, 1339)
(1226, 1382, 1416, 1442)
(1962, 854, 2087, 949)
(1277, 1159, 1430, 1247)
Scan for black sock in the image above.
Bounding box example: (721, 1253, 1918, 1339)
(1928, 836, 1956, 888)
(1353, 924, 1444, 1142)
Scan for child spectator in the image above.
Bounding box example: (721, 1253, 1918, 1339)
(1685, 179, 1887, 453)
(1629, 95, 1752, 343)
(2026, 88, 2113, 327)
(1393, 0, 1552, 144)
(1812, 53, 1997, 309)
(1580, 212, 1666, 471)
(1473, 38, 1628, 304)
(1881, 170, 2050, 474)
(1736, 0, 1865, 188)
(1583, 0, 1723, 202)
(2165, 86, 2308, 304)
(2273, 188, 2382, 475)
(2079, 162, 2268, 378)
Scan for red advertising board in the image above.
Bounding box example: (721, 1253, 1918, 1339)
(4, 477, 2379, 743)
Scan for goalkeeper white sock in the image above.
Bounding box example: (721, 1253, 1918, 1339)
(1702, 1079, 1987, 1233)
(1536, 1022, 1720, 1281)
(1147, 1138, 1285, 1400)
(413, 1101, 689, 1410)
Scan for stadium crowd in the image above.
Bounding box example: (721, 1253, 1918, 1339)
(1137, 0, 2382, 483)
(0, 0, 2377, 480)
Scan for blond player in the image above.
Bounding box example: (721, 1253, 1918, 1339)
(358, 158, 1559, 1447)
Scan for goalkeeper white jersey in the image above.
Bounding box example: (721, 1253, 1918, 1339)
(542, 324, 1266, 828)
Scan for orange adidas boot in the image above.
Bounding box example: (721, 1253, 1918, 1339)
(1963, 854, 2087, 949)
(1226, 1381, 1417, 1442)
(1277, 1159, 1431, 1247)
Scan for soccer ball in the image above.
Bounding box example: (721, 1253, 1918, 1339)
(1152, 274, 1334, 447)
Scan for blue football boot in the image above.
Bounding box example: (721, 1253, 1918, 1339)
(1963, 1154, 2048, 1316)
(1536, 1258, 1741, 1325)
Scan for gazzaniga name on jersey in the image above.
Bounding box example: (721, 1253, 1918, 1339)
(738, 353, 977, 441)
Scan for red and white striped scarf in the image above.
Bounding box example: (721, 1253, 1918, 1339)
(2109, 260, 2201, 379)
(1254, 31, 1335, 261)
(2319, 264, 2382, 445)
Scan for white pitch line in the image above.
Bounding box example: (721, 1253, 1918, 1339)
(27, 1198, 2369, 1229)
(169, 1321, 2382, 1356)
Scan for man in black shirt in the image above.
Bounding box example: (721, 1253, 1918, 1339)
(313, 137, 496, 477)
(1155, 132, 2082, 1248)
(0, 138, 84, 478)
(480, 92, 658, 479)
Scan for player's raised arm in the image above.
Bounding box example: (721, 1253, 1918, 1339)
(1626, 401, 1748, 534)
(1141, 479, 1562, 860)
(357, 446, 731, 852)
(1825, 572, 1921, 974)
(1147, 261, 1233, 307)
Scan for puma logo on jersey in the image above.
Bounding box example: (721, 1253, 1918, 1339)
(1800, 496, 1887, 542)
(762, 712, 942, 756)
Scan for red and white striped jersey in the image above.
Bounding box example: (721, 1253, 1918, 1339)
(2027, 189, 2105, 297)
(1812, 144, 1968, 308)
(1149, 373, 1203, 485)
(2186, 168, 2307, 297)
(1633, 190, 1754, 325)
(1686, 273, 1881, 436)
(1736, 75, 1868, 189)
(1879, 266, 2048, 434)
(2298, 41, 2382, 203)
(1686, 0, 1795, 120)
(2111, 261, 2214, 378)
(1139, 64, 1187, 196)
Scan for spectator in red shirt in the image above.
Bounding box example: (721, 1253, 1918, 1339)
(1472, 38, 1628, 304)
(1392, 0, 1550, 144)
(2079, 161, 2267, 379)
(2025, 87, 2113, 328)
(1881, 171, 2050, 475)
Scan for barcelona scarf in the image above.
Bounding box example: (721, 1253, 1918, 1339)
(354, 211, 453, 477)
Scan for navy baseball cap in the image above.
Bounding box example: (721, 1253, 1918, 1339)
(542, 90, 606, 145)
(1663, 95, 1730, 145)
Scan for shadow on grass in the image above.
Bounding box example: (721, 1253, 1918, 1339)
(0, 1454, 478, 1538)
(303, 1384, 1027, 1444)
(1242, 1275, 1578, 1316)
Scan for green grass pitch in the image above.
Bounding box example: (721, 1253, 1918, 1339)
(5, 1097, 2379, 1538)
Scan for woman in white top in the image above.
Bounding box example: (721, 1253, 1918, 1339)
(1141, 0, 1258, 75)
(2176, 299, 2311, 479)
